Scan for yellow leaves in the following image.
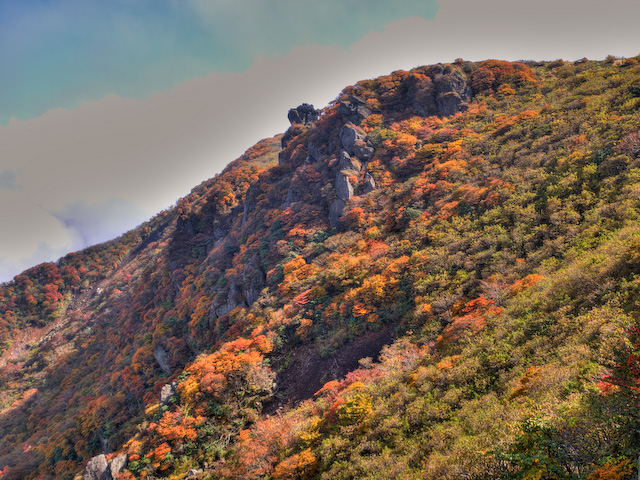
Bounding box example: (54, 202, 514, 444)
(178, 375, 200, 406)
(497, 83, 516, 98)
(382, 132, 418, 157)
(144, 403, 160, 417)
(279, 256, 318, 295)
(359, 275, 387, 304)
(252, 334, 274, 354)
(283, 256, 306, 276)
(336, 392, 373, 425)
(346, 381, 366, 391)
(298, 416, 323, 446)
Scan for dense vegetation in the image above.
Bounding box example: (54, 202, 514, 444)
(2, 56, 640, 479)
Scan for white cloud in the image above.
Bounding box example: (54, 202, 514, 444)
(2, 2, 640, 282)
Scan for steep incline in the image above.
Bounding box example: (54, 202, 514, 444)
(1, 57, 640, 479)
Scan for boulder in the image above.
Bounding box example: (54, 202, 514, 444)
(335, 172, 354, 201)
(107, 455, 128, 479)
(287, 103, 319, 125)
(339, 95, 372, 124)
(433, 70, 472, 116)
(160, 382, 177, 405)
(83, 455, 108, 480)
(363, 173, 376, 194)
(352, 141, 375, 162)
(242, 257, 266, 306)
(339, 151, 361, 172)
(186, 469, 204, 479)
(339, 123, 366, 155)
(242, 185, 259, 225)
(212, 281, 246, 318)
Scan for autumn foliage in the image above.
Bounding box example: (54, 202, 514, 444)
(3, 56, 640, 480)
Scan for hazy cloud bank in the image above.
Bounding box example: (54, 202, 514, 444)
(1, 0, 640, 282)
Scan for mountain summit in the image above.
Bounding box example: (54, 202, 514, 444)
(1, 57, 640, 479)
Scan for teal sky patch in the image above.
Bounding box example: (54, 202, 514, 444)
(0, 0, 438, 125)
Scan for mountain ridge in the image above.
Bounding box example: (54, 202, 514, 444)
(1, 56, 640, 479)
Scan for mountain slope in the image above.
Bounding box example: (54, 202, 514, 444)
(1, 57, 640, 480)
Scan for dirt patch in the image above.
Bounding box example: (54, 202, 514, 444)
(265, 325, 395, 413)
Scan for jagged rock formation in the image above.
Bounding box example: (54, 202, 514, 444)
(339, 94, 372, 124)
(409, 64, 472, 117)
(339, 123, 367, 155)
(287, 103, 319, 125)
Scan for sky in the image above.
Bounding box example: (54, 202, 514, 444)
(1, 0, 640, 283)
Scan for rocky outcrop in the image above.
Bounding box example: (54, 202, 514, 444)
(84, 455, 108, 480)
(280, 101, 377, 228)
(339, 95, 371, 124)
(242, 184, 260, 224)
(153, 345, 171, 375)
(330, 149, 367, 227)
(363, 172, 376, 194)
(335, 171, 354, 201)
(307, 140, 322, 162)
(339, 123, 366, 155)
(83, 454, 127, 480)
(242, 257, 266, 306)
(107, 455, 128, 479)
(212, 281, 246, 318)
(282, 187, 298, 209)
(329, 198, 347, 227)
(352, 141, 375, 162)
(409, 65, 472, 117)
(160, 382, 177, 405)
(288, 103, 319, 125)
(339, 151, 361, 172)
